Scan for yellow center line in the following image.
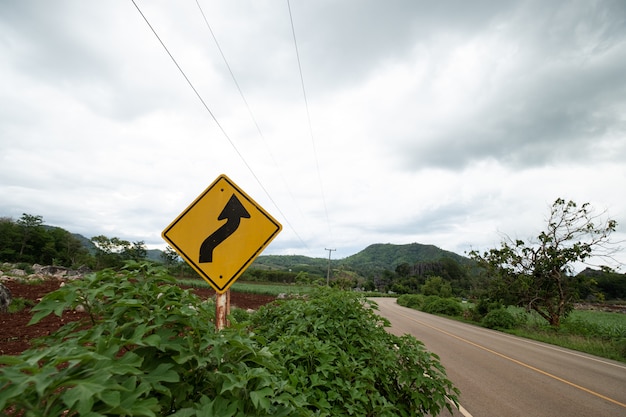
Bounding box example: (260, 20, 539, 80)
(396, 310, 626, 410)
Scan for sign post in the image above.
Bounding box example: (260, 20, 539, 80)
(162, 174, 282, 330)
(215, 290, 230, 331)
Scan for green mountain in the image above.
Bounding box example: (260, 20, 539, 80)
(72, 233, 97, 254)
(146, 249, 163, 262)
(252, 243, 470, 276)
(339, 243, 470, 271)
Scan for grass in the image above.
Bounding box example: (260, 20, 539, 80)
(7, 297, 35, 313)
(175, 277, 317, 296)
(505, 306, 626, 362)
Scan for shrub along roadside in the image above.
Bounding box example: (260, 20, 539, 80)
(252, 288, 459, 416)
(397, 294, 464, 317)
(0, 263, 458, 416)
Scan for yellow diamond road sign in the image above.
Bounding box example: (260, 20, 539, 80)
(162, 174, 282, 293)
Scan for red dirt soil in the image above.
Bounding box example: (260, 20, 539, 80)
(0, 279, 275, 356)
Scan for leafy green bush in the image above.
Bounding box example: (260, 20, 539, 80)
(0, 264, 458, 416)
(397, 293, 426, 309)
(474, 298, 502, 317)
(6, 296, 35, 313)
(465, 298, 504, 322)
(481, 308, 516, 329)
(0, 262, 305, 416)
(423, 297, 463, 316)
(251, 288, 458, 416)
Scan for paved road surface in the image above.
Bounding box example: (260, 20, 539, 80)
(371, 297, 626, 417)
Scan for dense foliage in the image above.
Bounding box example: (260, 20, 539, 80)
(0, 214, 90, 267)
(422, 297, 463, 316)
(251, 288, 458, 416)
(0, 263, 458, 416)
(579, 268, 626, 300)
(481, 309, 516, 329)
(469, 199, 619, 327)
(0, 214, 150, 270)
(397, 295, 465, 318)
(1, 263, 300, 416)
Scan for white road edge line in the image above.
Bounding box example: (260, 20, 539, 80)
(447, 396, 473, 417)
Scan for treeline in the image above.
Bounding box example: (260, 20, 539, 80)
(369, 257, 473, 296)
(0, 213, 149, 270)
(2, 212, 624, 303)
(364, 257, 626, 301)
(578, 268, 626, 301)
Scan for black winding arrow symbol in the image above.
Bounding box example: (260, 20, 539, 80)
(199, 194, 250, 263)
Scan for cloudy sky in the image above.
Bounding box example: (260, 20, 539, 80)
(1, 0, 625, 267)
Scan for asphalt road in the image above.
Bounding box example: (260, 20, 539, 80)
(371, 297, 626, 417)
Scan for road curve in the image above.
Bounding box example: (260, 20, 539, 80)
(371, 297, 626, 417)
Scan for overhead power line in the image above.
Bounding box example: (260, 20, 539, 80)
(287, 0, 333, 241)
(130, 0, 307, 249)
(193, 0, 308, 250)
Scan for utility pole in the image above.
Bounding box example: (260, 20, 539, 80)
(325, 248, 336, 286)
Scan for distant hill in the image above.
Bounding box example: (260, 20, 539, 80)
(146, 249, 163, 262)
(72, 233, 97, 254)
(340, 243, 469, 271)
(251, 255, 329, 276)
(252, 243, 470, 276)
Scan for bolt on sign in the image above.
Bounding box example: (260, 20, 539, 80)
(162, 174, 282, 294)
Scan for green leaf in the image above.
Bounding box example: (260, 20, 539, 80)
(219, 373, 246, 394)
(96, 389, 121, 408)
(62, 382, 104, 414)
(141, 333, 162, 347)
(0, 355, 24, 366)
(250, 386, 274, 410)
(28, 300, 64, 325)
(142, 362, 179, 394)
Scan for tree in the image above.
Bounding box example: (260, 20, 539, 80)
(46, 228, 90, 267)
(0, 217, 20, 260)
(123, 240, 147, 261)
(421, 276, 453, 298)
(91, 235, 132, 269)
(395, 262, 412, 277)
(160, 245, 180, 266)
(16, 213, 44, 258)
(469, 199, 618, 327)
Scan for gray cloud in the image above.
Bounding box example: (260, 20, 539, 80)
(392, 1, 626, 171)
(1, 1, 625, 266)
